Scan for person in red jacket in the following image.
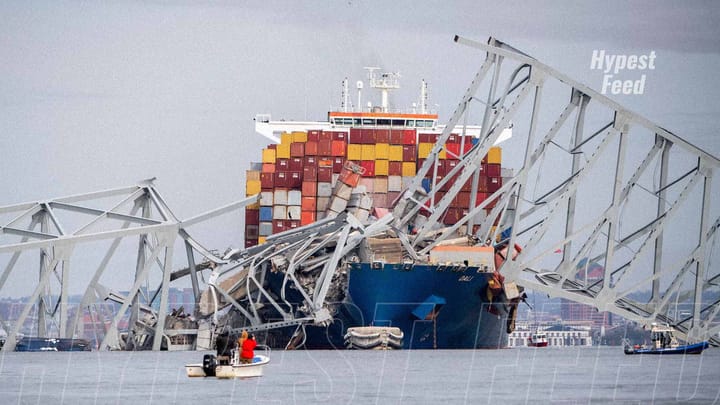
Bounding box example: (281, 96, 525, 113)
(240, 334, 257, 364)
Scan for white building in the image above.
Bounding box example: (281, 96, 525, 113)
(508, 322, 593, 347)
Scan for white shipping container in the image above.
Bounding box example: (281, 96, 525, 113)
(332, 173, 339, 186)
(259, 222, 273, 236)
(388, 176, 402, 192)
(317, 197, 330, 211)
(373, 177, 388, 194)
(401, 176, 415, 189)
(260, 191, 274, 206)
(273, 205, 287, 220)
(317, 182, 333, 197)
(274, 189, 288, 205)
(288, 190, 302, 206)
(334, 183, 353, 201)
(287, 206, 301, 220)
(329, 196, 348, 213)
(316, 211, 327, 220)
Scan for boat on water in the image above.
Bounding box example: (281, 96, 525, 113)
(186, 334, 270, 378)
(14, 337, 92, 352)
(527, 330, 548, 347)
(227, 68, 523, 350)
(623, 324, 709, 355)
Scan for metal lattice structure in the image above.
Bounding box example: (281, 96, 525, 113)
(394, 36, 720, 344)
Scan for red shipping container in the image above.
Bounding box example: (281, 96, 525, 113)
(476, 192, 488, 206)
(436, 160, 447, 176)
(274, 171, 288, 188)
(308, 130, 321, 142)
(388, 161, 402, 176)
(260, 172, 274, 189)
(332, 131, 347, 142)
(333, 157, 345, 173)
(318, 139, 332, 156)
(301, 210, 316, 225)
(349, 128, 362, 144)
(339, 170, 360, 187)
(302, 181, 317, 196)
(303, 165, 317, 181)
(456, 192, 471, 207)
(267, 144, 277, 150)
(390, 129, 404, 145)
(304, 156, 318, 166)
(479, 163, 487, 176)
(373, 193, 387, 208)
(419, 133, 436, 143)
(245, 224, 259, 239)
(445, 143, 461, 159)
(477, 176, 489, 192)
(331, 140, 346, 157)
(275, 158, 289, 171)
(287, 219, 301, 229)
(317, 167, 333, 182)
(245, 209, 260, 225)
(461, 140, 474, 154)
(262, 163, 275, 173)
(305, 141, 319, 156)
(360, 161, 375, 177)
(289, 157, 303, 171)
(445, 160, 459, 175)
(272, 219, 286, 233)
(301, 197, 316, 211)
(402, 145, 417, 161)
(375, 129, 390, 143)
(288, 171, 303, 188)
(403, 129, 417, 145)
(245, 239, 258, 248)
(361, 129, 376, 144)
(488, 176, 502, 192)
(447, 134, 459, 144)
(487, 163, 501, 177)
(290, 142, 305, 157)
(319, 131, 333, 141)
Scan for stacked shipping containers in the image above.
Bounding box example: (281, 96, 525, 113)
(244, 127, 503, 247)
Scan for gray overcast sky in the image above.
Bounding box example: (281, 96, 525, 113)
(1, 1, 719, 294)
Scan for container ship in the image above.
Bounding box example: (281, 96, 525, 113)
(232, 69, 522, 349)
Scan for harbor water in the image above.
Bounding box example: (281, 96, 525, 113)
(1, 347, 718, 404)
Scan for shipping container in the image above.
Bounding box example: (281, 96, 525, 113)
(361, 144, 376, 160)
(388, 175, 402, 192)
(273, 189, 288, 205)
(317, 182, 333, 197)
(486, 163, 501, 177)
(259, 207, 273, 222)
(302, 181, 316, 196)
(280, 132, 293, 145)
(245, 225, 259, 239)
(276, 143, 291, 159)
(245, 209, 260, 225)
(260, 172, 274, 189)
(317, 197, 330, 212)
(359, 178, 374, 193)
(287, 206, 301, 220)
(402, 162, 416, 177)
(246, 170, 261, 182)
(389, 145, 403, 161)
(288, 190, 302, 206)
(259, 222, 273, 236)
(375, 159, 389, 176)
(339, 169, 360, 188)
(388, 161, 402, 176)
(262, 148, 276, 163)
(318, 139, 332, 156)
(374, 177, 388, 193)
(402, 145, 417, 161)
(308, 130, 321, 142)
(303, 165, 317, 181)
(375, 129, 390, 143)
(291, 131, 308, 143)
(375, 143, 389, 160)
(259, 191, 273, 206)
(332, 157, 345, 173)
(272, 219, 286, 234)
(290, 142, 305, 157)
(389, 129, 404, 145)
(347, 144, 362, 160)
(301, 210, 316, 225)
(301, 196, 316, 211)
(331, 140, 346, 157)
(246, 180, 261, 195)
(273, 205, 287, 220)
(262, 163, 275, 173)
(488, 146, 502, 164)
(402, 129, 417, 145)
(305, 141, 319, 156)
(360, 161, 375, 177)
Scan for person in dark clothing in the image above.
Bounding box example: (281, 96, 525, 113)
(240, 334, 257, 364)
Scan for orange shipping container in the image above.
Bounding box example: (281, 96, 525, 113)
(331, 140, 346, 157)
(262, 163, 275, 173)
(301, 211, 316, 225)
(301, 197, 317, 211)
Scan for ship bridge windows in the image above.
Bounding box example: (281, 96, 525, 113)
(376, 118, 391, 126)
(392, 119, 405, 126)
(417, 119, 435, 127)
(362, 118, 376, 126)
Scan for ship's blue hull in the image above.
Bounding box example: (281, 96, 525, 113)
(346, 263, 508, 349)
(262, 262, 511, 349)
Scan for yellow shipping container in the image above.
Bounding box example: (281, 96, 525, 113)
(292, 131, 308, 143)
(276, 143, 291, 159)
(361, 144, 376, 160)
(488, 146, 502, 164)
(258, 236, 267, 245)
(248, 201, 260, 210)
(418, 142, 434, 159)
(262, 148, 276, 164)
(246, 180, 261, 195)
(246, 170, 261, 182)
(281, 132, 293, 145)
(402, 162, 416, 177)
(375, 159, 389, 176)
(439, 147, 447, 160)
(347, 144, 362, 160)
(389, 145, 403, 161)
(375, 143, 389, 160)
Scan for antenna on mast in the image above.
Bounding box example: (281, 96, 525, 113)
(365, 67, 400, 112)
(341, 78, 349, 112)
(420, 79, 429, 114)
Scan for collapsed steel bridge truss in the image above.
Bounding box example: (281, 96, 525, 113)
(395, 36, 720, 344)
(1, 36, 718, 350)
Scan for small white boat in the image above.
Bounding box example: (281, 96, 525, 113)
(186, 347, 270, 378)
(527, 330, 548, 347)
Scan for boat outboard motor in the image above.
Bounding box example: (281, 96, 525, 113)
(215, 332, 232, 365)
(202, 354, 217, 377)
